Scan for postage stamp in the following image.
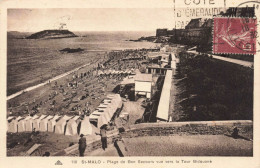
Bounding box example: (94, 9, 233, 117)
(213, 17, 257, 54)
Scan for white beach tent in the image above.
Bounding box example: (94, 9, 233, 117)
(32, 115, 47, 131)
(97, 113, 109, 128)
(7, 116, 22, 133)
(106, 102, 117, 118)
(98, 103, 108, 108)
(17, 116, 31, 132)
(47, 115, 61, 132)
(39, 115, 54, 132)
(89, 112, 100, 122)
(107, 94, 116, 99)
(102, 100, 113, 113)
(8, 119, 18, 133)
(98, 103, 114, 119)
(7, 116, 15, 132)
(65, 116, 80, 136)
(103, 94, 122, 119)
(96, 106, 113, 128)
(25, 115, 39, 132)
(107, 94, 122, 117)
(116, 94, 123, 109)
(98, 103, 110, 113)
(54, 115, 72, 134)
(8, 116, 24, 133)
(103, 99, 112, 104)
(7, 116, 15, 121)
(97, 108, 111, 121)
(89, 110, 104, 126)
(79, 116, 92, 135)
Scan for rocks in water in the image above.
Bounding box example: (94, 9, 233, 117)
(60, 48, 84, 53)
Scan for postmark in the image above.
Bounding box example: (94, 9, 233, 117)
(213, 17, 257, 54)
(173, 0, 226, 29)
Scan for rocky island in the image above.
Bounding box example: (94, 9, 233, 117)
(60, 48, 84, 53)
(26, 29, 78, 39)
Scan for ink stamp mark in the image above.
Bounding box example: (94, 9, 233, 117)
(213, 17, 257, 54)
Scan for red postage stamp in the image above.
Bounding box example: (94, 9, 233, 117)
(213, 17, 257, 54)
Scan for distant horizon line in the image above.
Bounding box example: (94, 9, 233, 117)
(8, 30, 157, 33)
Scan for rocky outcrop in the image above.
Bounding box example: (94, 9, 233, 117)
(26, 30, 78, 39)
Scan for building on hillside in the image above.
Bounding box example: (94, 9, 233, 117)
(168, 18, 213, 51)
(134, 74, 153, 99)
(156, 28, 168, 37)
(155, 7, 255, 53)
(185, 18, 207, 29)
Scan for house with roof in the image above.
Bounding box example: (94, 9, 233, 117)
(134, 74, 153, 99)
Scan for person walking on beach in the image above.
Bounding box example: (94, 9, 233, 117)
(96, 125, 108, 150)
(78, 134, 87, 156)
(232, 127, 239, 139)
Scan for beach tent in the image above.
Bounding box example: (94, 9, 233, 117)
(89, 94, 123, 129)
(106, 102, 117, 118)
(102, 94, 122, 119)
(98, 103, 108, 108)
(8, 116, 24, 133)
(110, 94, 123, 117)
(25, 115, 39, 132)
(89, 112, 100, 122)
(65, 116, 80, 136)
(7, 116, 15, 121)
(96, 108, 111, 121)
(54, 115, 72, 134)
(106, 105, 115, 118)
(79, 116, 92, 135)
(8, 119, 18, 133)
(97, 113, 109, 128)
(17, 116, 31, 132)
(91, 110, 110, 129)
(47, 115, 61, 132)
(7, 116, 16, 132)
(39, 115, 54, 132)
(115, 94, 123, 109)
(107, 94, 116, 99)
(32, 115, 47, 131)
(103, 99, 112, 104)
(7, 116, 23, 133)
(16, 116, 23, 121)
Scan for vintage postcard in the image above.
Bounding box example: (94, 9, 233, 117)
(0, 0, 259, 167)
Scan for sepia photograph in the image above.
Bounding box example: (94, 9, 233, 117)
(1, 0, 260, 167)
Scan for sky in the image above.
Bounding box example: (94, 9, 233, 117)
(8, 8, 175, 32)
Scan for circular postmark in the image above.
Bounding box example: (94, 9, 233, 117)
(226, 1, 260, 53)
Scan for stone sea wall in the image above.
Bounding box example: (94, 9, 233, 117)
(122, 120, 253, 137)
